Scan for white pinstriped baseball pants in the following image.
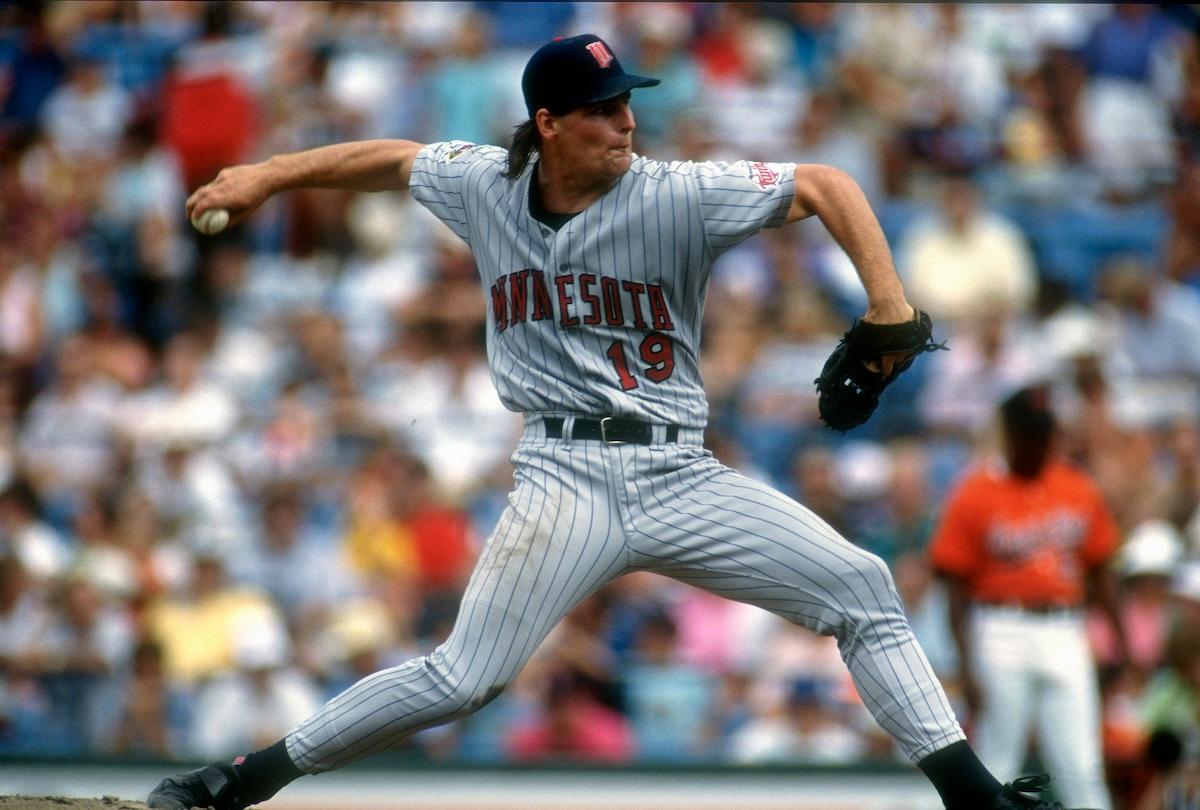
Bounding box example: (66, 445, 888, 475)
(286, 418, 965, 771)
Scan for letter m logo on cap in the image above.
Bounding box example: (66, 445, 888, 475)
(586, 40, 614, 68)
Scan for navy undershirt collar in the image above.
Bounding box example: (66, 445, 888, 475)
(528, 165, 582, 232)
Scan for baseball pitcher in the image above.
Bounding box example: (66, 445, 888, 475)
(149, 35, 1090, 810)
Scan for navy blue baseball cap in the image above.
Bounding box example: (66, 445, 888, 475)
(522, 34, 660, 118)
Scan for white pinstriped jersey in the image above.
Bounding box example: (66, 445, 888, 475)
(409, 141, 797, 428)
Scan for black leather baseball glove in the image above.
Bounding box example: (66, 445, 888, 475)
(813, 309, 946, 432)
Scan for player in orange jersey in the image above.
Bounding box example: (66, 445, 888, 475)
(930, 385, 1130, 810)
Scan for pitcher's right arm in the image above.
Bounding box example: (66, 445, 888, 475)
(185, 139, 426, 226)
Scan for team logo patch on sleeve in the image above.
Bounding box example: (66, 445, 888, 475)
(444, 141, 476, 162)
(747, 161, 780, 190)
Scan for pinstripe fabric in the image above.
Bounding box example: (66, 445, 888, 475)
(286, 431, 964, 771)
(407, 143, 797, 429)
(287, 430, 632, 772)
(622, 444, 964, 760)
(285, 141, 965, 774)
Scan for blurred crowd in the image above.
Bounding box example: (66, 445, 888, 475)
(0, 1, 1199, 805)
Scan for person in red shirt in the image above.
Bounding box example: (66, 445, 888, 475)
(506, 670, 633, 763)
(930, 385, 1129, 810)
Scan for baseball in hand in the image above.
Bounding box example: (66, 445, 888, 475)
(191, 208, 231, 235)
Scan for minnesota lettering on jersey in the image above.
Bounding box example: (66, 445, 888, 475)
(490, 269, 675, 333)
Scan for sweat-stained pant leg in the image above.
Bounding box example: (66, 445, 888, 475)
(285, 434, 630, 773)
(622, 444, 966, 762)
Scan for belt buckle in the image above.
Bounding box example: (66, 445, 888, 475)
(599, 416, 627, 446)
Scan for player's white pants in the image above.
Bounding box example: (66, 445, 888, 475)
(286, 420, 964, 772)
(971, 606, 1111, 810)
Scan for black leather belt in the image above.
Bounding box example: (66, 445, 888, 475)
(543, 416, 680, 445)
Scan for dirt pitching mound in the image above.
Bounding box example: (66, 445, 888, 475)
(0, 798, 147, 810)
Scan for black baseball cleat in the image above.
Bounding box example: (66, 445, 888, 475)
(147, 762, 253, 810)
(975, 774, 1101, 810)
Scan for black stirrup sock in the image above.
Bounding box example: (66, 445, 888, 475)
(918, 740, 1004, 810)
(233, 739, 304, 803)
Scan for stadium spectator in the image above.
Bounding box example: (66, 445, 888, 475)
(314, 597, 413, 700)
(0, 1, 1195, 775)
(736, 291, 842, 486)
(622, 608, 715, 762)
(427, 12, 501, 146)
(791, 89, 884, 207)
(242, 485, 355, 627)
(1161, 419, 1200, 537)
(916, 310, 1045, 439)
(102, 112, 187, 227)
(146, 549, 279, 686)
(0, 240, 44, 370)
(68, 0, 187, 102)
(391, 461, 476, 603)
(898, 174, 1038, 327)
(20, 206, 90, 344)
(1165, 156, 1200, 289)
(917, 4, 1007, 131)
(224, 378, 329, 490)
(705, 16, 805, 159)
(190, 611, 321, 759)
(0, 555, 51, 753)
(159, 3, 261, 190)
(783, 677, 869, 764)
(690, 3, 757, 87)
(75, 272, 156, 391)
(1096, 257, 1200, 429)
(619, 3, 700, 155)
(339, 443, 419, 587)
(0, 8, 68, 137)
(0, 478, 70, 583)
(371, 320, 517, 500)
(133, 438, 245, 557)
(1089, 520, 1186, 680)
(104, 487, 189, 601)
(121, 331, 237, 444)
(68, 492, 138, 603)
(726, 666, 865, 764)
(998, 57, 1081, 205)
(790, 445, 854, 539)
(859, 442, 939, 564)
(474, 2, 576, 51)
(18, 334, 121, 506)
(39, 54, 133, 161)
(724, 682, 802, 764)
(100, 639, 193, 759)
(1135, 617, 1200, 809)
(37, 575, 134, 753)
(1078, 4, 1183, 196)
(783, 3, 842, 86)
(330, 194, 434, 360)
(506, 668, 633, 764)
(669, 579, 767, 679)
